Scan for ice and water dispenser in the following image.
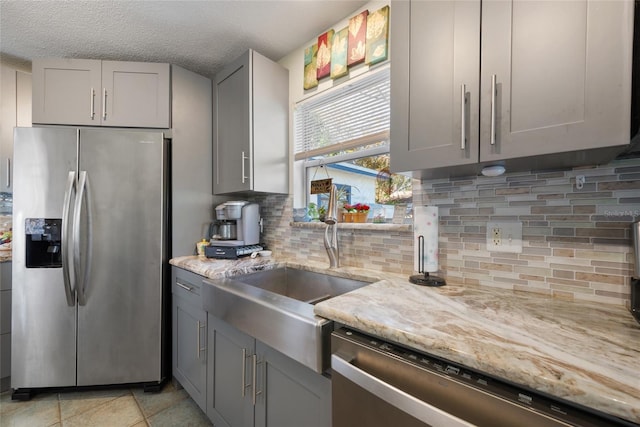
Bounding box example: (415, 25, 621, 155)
(25, 218, 62, 268)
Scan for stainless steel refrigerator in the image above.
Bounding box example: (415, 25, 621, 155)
(11, 127, 169, 397)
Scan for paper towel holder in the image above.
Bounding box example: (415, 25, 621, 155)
(410, 235, 446, 287)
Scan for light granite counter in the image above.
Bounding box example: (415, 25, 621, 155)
(170, 255, 640, 424)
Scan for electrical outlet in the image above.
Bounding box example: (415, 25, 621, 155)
(492, 227, 502, 246)
(487, 221, 523, 253)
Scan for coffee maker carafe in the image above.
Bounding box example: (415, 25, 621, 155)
(210, 201, 261, 246)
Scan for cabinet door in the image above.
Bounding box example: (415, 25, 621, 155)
(255, 341, 331, 427)
(102, 61, 170, 128)
(390, 0, 480, 175)
(0, 66, 16, 192)
(1, 67, 31, 193)
(32, 59, 102, 126)
(213, 51, 251, 194)
(480, 0, 633, 162)
(173, 295, 207, 411)
(207, 315, 254, 427)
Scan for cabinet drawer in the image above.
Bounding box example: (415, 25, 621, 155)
(172, 267, 205, 307)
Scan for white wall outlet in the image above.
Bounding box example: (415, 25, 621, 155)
(486, 221, 523, 253)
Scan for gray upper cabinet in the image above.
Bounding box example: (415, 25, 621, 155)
(480, 0, 633, 163)
(213, 49, 289, 195)
(391, 0, 634, 177)
(32, 59, 170, 128)
(390, 1, 480, 176)
(1, 65, 31, 192)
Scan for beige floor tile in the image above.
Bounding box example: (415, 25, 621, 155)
(61, 395, 143, 427)
(0, 393, 60, 427)
(58, 389, 129, 421)
(130, 421, 149, 427)
(146, 397, 211, 427)
(131, 383, 188, 418)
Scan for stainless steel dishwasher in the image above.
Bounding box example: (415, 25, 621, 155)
(331, 328, 637, 427)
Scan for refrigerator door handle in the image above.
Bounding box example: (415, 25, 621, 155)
(74, 171, 93, 306)
(62, 170, 77, 306)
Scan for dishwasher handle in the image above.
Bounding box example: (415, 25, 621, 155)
(331, 354, 475, 427)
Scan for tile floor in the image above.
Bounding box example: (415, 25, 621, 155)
(0, 382, 213, 427)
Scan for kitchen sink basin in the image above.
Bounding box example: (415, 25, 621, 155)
(202, 267, 371, 373)
(235, 267, 368, 305)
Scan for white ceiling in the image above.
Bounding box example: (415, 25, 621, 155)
(0, 0, 368, 79)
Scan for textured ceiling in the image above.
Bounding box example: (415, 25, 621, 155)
(0, 0, 368, 79)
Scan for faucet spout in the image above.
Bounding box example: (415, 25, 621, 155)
(324, 184, 339, 268)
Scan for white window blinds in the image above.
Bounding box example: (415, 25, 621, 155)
(294, 67, 390, 161)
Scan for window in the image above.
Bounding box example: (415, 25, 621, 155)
(294, 67, 411, 223)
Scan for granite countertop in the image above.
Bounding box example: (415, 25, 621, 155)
(170, 255, 640, 424)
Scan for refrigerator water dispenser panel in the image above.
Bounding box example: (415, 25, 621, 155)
(25, 218, 62, 268)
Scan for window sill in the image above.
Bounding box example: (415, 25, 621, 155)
(290, 221, 412, 232)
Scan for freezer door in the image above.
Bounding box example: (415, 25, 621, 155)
(11, 127, 78, 388)
(76, 129, 167, 386)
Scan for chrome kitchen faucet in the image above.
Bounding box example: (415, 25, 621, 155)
(324, 184, 339, 268)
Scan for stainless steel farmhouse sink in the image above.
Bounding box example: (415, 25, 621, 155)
(202, 267, 371, 373)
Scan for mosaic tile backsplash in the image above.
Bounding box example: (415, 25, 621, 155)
(256, 157, 640, 307)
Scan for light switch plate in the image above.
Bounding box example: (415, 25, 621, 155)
(486, 221, 523, 253)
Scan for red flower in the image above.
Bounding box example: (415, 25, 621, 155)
(344, 203, 370, 212)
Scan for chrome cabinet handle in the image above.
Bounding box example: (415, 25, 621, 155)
(6, 158, 10, 188)
(490, 74, 497, 146)
(176, 282, 194, 292)
(90, 88, 95, 119)
(460, 84, 467, 150)
(331, 354, 475, 427)
(251, 354, 262, 405)
(74, 171, 92, 306)
(62, 170, 77, 307)
(241, 348, 252, 397)
(102, 88, 107, 120)
(196, 321, 206, 360)
(241, 151, 249, 184)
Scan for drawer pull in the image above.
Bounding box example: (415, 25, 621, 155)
(176, 281, 194, 292)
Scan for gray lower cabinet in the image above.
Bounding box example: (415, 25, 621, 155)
(254, 341, 331, 427)
(1, 261, 12, 392)
(172, 267, 207, 411)
(390, 0, 633, 177)
(32, 58, 170, 128)
(207, 314, 331, 427)
(207, 315, 254, 427)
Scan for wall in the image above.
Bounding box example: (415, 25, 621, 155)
(259, 158, 639, 307)
(278, 0, 390, 203)
(269, 0, 638, 308)
(416, 158, 640, 307)
(255, 193, 414, 276)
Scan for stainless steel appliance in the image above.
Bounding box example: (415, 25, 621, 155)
(331, 328, 635, 427)
(207, 201, 262, 258)
(11, 127, 169, 398)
